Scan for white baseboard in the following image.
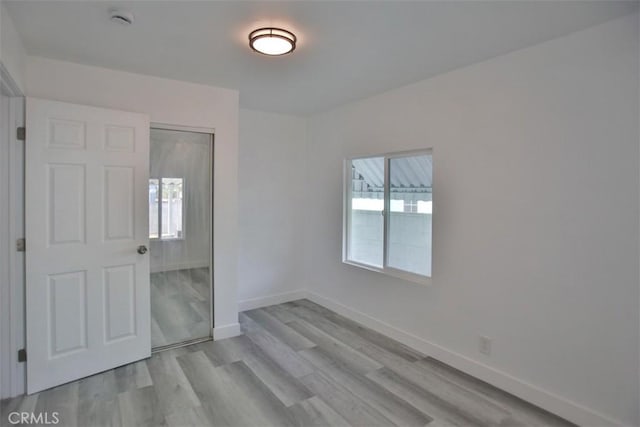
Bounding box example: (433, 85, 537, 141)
(238, 289, 307, 312)
(213, 323, 241, 340)
(150, 260, 209, 273)
(305, 291, 622, 427)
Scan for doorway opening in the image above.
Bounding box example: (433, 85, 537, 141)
(149, 126, 214, 350)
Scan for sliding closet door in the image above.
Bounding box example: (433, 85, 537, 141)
(149, 128, 213, 348)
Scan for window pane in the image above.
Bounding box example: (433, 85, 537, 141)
(149, 179, 159, 239)
(387, 154, 432, 276)
(161, 178, 183, 239)
(348, 157, 384, 267)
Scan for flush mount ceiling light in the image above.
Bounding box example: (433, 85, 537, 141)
(249, 27, 296, 56)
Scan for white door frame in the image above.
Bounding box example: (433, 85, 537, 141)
(150, 122, 215, 346)
(0, 61, 25, 399)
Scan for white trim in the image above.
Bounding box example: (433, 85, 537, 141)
(345, 148, 434, 163)
(0, 80, 10, 399)
(0, 62, 23, 97)
(151, 122, 215, 135)
(0, 65, 24, 399)
(238, 290, 307, 312)
(305, 291, 623, 427)
(213, 323, 241, 340)
(342, 260, 432, 286)
(343, 149, 433, 284)
(0, 94, 24, 399)
(8, 97, 25, 398)
(150, 260, 209, 274)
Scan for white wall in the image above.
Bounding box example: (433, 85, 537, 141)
(24, 56, 241, 339)
(304, 13, 639, 427)
(237, 108, 307, 309)
(0, 2, 26, 92)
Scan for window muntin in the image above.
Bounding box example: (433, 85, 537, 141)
(149, 177, 184, 240)
(344, 151, 432, 281)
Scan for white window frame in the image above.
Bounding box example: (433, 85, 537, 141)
(343, 149, 433, 285)
(149, 177, 185, 241)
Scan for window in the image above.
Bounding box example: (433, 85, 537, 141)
(149, 178, 184, 240)
(344, 151, 432, 282)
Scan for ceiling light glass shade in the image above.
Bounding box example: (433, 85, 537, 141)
(249, 28, 296, 56)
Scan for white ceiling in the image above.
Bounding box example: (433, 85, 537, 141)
(5, 1, 638, 115)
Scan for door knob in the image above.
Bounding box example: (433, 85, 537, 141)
(137, 245, 148, 255)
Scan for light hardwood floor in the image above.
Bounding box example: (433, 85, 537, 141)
(151, 268, 211, 348)
(1, 300, 574, 427)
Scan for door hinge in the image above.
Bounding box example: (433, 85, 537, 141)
(18, 348, 26, 362)
(16, 127, 25, 141)
(16, 238, 25, 252)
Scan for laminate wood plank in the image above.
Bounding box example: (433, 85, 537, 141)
(288, 319, 383, 375)
(414, 358, 574, 427)
(244, 308, 316, 351)
(77, 370, 118, 403)
(145, 348, 201, 416)
(34, 381, 79, 427)
(368, 367, 499, 427)
(113, 360, 153, 393)
(305, 319, 498, 426)
(290, 300, 426, 361)
(263, 303, 302, 324)
(176, 351, 296, 426)
(176, 351, 251, 426)
(0, 393, 38, 421)
(287, 303, 428, 372)
(220, 359, 298, 426)
(240, 313, 315, 378)
(298, 371, 396, 427)
(158, 344, 201, 358)
(117, 386, 166, 427)
(77, 397, 122, 427)
(378, 357, 509, 426)
(195, 334, 313, 407)
(165, 405, 212, 427)
(239, 310, 262, 333)
(288, 396, 351, 427)
(301, 351, 433, 426)
(242, 345, 314, 407)
(196, 334, 259, 366)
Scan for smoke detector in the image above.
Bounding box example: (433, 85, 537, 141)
(110, 9, 134, 26)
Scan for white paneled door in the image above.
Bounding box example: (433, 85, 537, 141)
(25, 98, 151, 393)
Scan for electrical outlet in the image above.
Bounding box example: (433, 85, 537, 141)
(479, 336, 492, 356)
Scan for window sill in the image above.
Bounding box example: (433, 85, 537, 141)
(342, 259, 432, 286)
(150, 237, 185, 242)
